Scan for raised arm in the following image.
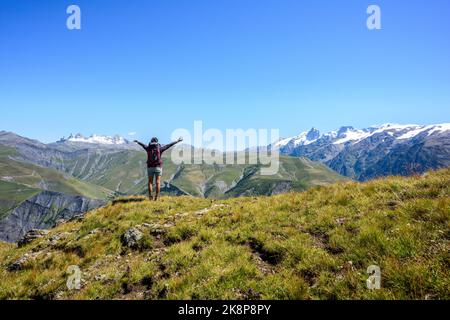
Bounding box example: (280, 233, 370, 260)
(134, 140, 148, 150)
(161, 137, 183, 153)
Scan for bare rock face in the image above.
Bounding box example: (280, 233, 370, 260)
(0, 191, 106, 243)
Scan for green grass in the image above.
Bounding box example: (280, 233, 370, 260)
(167, 155, 346, 199)
(0, 180, 40, 219)
(49, 148, 347, 198)
(0, 169, 448, 300)
(0, 145, 112, 200)
(224, 156, 346, 198)
(62, 151, 148, 194)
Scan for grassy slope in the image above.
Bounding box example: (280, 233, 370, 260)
(0, 181, 40, 220)
(166, 155, 346, 198)
(56, 149, 348, 198)
(61, 151, 347, 198)
(56, 150, 247, 197)
(61, 150, 148, 195)
(225, 156, 346, 198)
(0, 169, 448, 300)
(58, 151, 193, 196)
(0, 145, 111, 200)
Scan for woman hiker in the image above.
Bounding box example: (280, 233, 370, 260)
(134, 137, 183, 201)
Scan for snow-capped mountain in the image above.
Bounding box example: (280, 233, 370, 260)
(54, 133, 141, 151)
(275, 128, 321, 148)
(276, 124, 450, 148)
(60, 133, 129, 145)
(275, 123, 450, 181)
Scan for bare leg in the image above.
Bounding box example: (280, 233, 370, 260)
(154, 176, 161, 201)
(148, 176, 154, 200)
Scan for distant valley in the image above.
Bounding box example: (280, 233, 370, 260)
(0, 123, 449, 242)
(0, 131, 345, 242)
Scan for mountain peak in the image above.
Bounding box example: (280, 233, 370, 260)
(337, 126, 355, 136)
(59, 133, 129, 145)
(306, 128, 321, 140)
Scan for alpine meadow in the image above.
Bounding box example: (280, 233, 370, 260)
(1, 0, 450, 307)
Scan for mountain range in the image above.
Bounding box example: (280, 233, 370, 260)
(0, 122, 449, 242)
(0, 130, 345, 242)
(55, 133, 140, 150)
(274, 123, 450, 181)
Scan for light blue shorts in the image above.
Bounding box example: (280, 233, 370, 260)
(147, 167, 162, 178)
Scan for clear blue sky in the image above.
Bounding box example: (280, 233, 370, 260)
(1, 0, 449, 143)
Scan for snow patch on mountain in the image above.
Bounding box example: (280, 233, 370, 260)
(275, 128, 321, 148)
(274, 137, 294, 148)
(397, 123, 450, 140)
(332, 123, 450, 144)
(292, 132, 318, 146)
(427, 123, 450, 135)
(333, 128, 369, 145)
(277, 123, 450, 148)
(60, 134, 129, 145)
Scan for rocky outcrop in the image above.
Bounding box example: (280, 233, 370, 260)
(271, 181, 293, 195)
(0, 191, 106, 243)
(7, 254, 32, 271)
(18, 229, 49, 247)
(121, 228, 143, 249)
